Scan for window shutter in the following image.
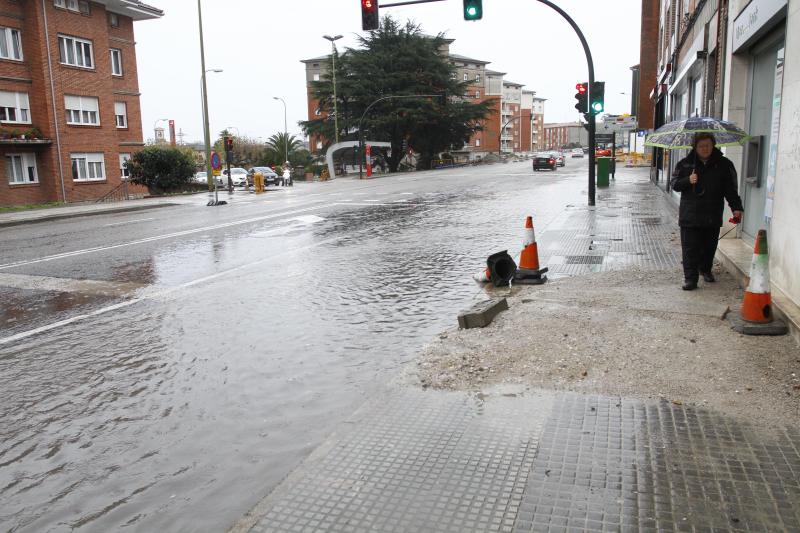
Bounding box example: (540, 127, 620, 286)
(0, 90, 17, 108)
(83, 96, 99, 112)
(114, 102, 126, 115)
(65, 95, 81, 109)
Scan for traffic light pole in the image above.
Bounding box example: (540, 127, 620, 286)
(535, 0, 596, 206)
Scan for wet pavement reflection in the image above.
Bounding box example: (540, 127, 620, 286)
(0, 163, 584, 532)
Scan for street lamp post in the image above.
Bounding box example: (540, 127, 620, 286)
(273, 96, 288, 165)
(323, 35, 343, 145)
(200, 68, 222, 190)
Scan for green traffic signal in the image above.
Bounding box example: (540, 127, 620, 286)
(463, 0, 482, 20)
(590, 81, 605, 115)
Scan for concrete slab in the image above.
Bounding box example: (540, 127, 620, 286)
(457, 297, 508, 329)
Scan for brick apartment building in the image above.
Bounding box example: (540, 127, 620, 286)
(542, 122, 588, 150)
(0, 0, 162, 207)
(301, 36, 544, 163)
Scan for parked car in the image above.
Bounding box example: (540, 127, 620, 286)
(570, 148, 585, 158)
(533, 153, 557, 171)
(193, 171, 208, 183)
(550, 152, 565, 167)
(596, 148, 612, 157)
(216, 167, 249, 187)
(247, 166, 279, 186)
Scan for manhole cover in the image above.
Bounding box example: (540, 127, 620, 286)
(565, 255, 604, 265)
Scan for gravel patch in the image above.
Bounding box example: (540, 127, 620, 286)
(410, 266, 800, 428)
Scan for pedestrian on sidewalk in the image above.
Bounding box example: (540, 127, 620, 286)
(282, 162, 292, 187)
(670, 132, 744, 291)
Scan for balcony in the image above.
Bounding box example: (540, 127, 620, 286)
(0, 126, 51, 147)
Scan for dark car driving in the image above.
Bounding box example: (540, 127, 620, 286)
(532, 153, 557, 171)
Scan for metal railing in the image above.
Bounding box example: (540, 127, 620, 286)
(95, 180, 130, 203)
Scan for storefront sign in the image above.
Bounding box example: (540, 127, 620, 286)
(733, 0, 787, 52)
(764, 47, 784, 222)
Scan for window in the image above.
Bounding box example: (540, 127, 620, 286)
(314, 107, 321, 116)
(463, 73, 468, 81)
(110, 48, 122, 76)
(54, 0, 78, 10)
(0, 91, 30, 123)
(313, 73, 320, 81)
(65, 95, 99, 125)
(475, 90, 480, 99)
(475, 139, 481, 147)
(475, 74, 481, 83)
(71, 153, 105, 181)
(55, 0, 89, 13)
(109, 12, 120, 27)
(0, 27, 22, 61)
(119, 153, 131, 178)
(114, 101, 127, 128)
(6, 153, 38, 184)
(58, 35, 93, 68)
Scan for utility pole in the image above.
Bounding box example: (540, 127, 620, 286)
(197, 0, 213, 191)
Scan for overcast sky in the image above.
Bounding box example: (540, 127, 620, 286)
(134, 0, 642, 144)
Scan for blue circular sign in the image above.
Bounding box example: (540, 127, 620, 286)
(211, 151, 222, 170)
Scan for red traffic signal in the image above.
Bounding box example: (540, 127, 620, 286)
(224, 136, 234, 152)
(574, 82, 588, 114)
(361, 0, 379, 31)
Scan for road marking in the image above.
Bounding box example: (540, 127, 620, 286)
(0, 236, 343, 346)
(291, 215, 326, 224)
(103, 217, 155, 227)
(333, 202, 388, 207)
(0, 203, 330, 271)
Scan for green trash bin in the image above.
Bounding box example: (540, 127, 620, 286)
(596, 156, 610, 187)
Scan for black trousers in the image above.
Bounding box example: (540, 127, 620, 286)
(680, 226, 719, 281)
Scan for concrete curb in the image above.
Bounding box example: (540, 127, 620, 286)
(0, 202, 179, 228)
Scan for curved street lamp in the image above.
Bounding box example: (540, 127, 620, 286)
(322, 35, 343, 144)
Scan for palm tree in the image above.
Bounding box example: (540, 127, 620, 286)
(266, 132, 303, 164)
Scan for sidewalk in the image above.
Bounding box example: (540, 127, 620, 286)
(0, 189, 276, 227)
(232, 169, 800, 533)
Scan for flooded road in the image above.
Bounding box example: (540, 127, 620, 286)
(0, 161, 588, 532)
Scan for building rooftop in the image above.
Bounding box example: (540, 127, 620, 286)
(485, 70, 506, 76)
(99, 0, 163, 20)
(448, 53, 491, 65)
(300, 55, 331, 64)
(503, 80, 525, 88)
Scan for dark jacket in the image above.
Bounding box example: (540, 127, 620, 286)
(670, 148, 744, 228)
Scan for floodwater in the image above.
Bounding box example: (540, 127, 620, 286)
(0, 166, 584, 532)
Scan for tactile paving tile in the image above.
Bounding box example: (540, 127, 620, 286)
(514, 394, 800, 533)
(251, 390, 553, 533)
(538, 175, 682, 277)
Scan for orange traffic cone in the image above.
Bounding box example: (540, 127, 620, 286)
(514, 216, 548, 285)
(741, 229, 773, 323)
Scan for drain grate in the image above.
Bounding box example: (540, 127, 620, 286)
(565, 255, 604, 265)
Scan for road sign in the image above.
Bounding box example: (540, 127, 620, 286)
(596, 133, 615, 144)
(210, 151, 222, 171)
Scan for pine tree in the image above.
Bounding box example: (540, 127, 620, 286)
(301, 17, 495, 171)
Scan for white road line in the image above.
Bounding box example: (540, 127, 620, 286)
(333, 202, 388, 207)
(103, 217, 155, 227)
(0, 236, 342, 346)
(0, 202, 330, 271)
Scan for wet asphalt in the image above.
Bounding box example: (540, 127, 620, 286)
(0, 159, 591, 532)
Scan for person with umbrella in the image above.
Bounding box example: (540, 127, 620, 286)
(669, 132, 744, 290)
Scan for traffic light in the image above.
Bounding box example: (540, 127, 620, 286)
(463, 0, 483, 20)
(590, 81, 605, 114)
(361, 0, 379, 31)
(574, 82, 588, 114)
(224, 136, 233, 153)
